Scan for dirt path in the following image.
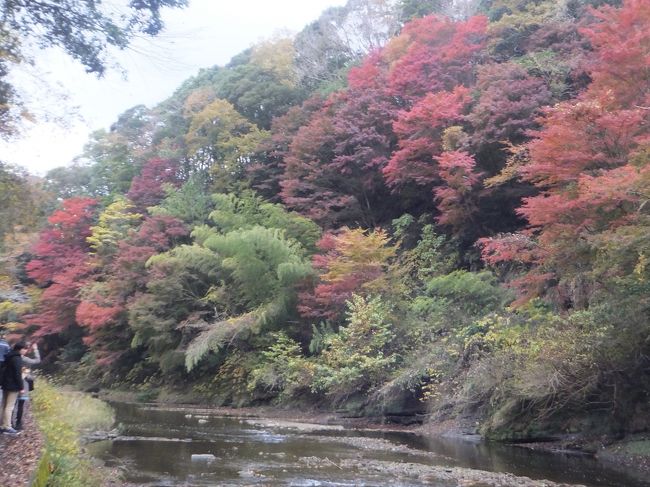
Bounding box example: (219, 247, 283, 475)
(0, 404, 44, 486)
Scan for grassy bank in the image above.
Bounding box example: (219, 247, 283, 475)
(31, 380, 115, 487)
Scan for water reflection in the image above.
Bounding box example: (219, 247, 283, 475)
(396, 434, 644, 487)
(85, 402, 649, 487)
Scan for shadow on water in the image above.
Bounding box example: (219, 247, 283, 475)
(85, 402, 649, 487)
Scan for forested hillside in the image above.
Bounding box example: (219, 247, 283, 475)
(1, 0, 649, 440)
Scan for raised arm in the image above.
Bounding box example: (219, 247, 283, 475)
(22, 343, 41, 366)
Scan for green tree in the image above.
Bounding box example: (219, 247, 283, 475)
(43, 106, 168, 201)
(312, 295, 398, 402)
(412, 270, 508, 324)
(185, 226, 313, 371)
(398, 0, 452, 21)
(185, 99, 269, 191)
(181, 193, 318, 372)
(247, 332, 313, 400)
(123, 190, 318, 376)
(44, 164, 96, 199)
(201, 192, 320, 252)
(0, 162, 45, 251)
(129, 244, 222, 375)
(150, 174, 214, 226)
(215, 38, 307, 130)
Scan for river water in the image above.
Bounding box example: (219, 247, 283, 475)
(86, 402, 649, 486)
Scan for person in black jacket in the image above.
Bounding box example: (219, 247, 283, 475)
(0, 329, 10, 412)
(1, 341, 28, 435)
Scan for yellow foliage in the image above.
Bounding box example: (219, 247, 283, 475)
(488, 0, 564, 34)
(322, 228, 397, 286)
(183, 87, 217, 117)
(484, 143, 529, 188)
(87, 196, 142, 257)
(383, 31, 411, 67)
(250, 36, 297, 86)
(634, 253, 648, 279)
(442, 126, 469, 152)
(421, 368, 444, 402)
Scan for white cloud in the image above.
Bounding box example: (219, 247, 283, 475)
(0, 0, 347, 175)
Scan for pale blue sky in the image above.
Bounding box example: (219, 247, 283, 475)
(0, 0, 346, 175)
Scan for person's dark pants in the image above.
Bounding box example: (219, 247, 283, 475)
(13, 398, 26, 430)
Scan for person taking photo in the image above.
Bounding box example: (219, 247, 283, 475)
(1, 341, 28, 435)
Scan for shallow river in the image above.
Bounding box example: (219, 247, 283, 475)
(86, 402, 649, 486)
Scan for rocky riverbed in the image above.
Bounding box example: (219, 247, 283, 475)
(82, 401, 648, 487)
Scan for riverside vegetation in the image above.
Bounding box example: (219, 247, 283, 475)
(0, 0, 649, 455)
(30, 382, 114, 486)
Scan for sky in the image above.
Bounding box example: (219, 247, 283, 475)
(0, 0, 347, 175)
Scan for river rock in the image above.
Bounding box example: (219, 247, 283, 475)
(335, 459, 587, 487)
(191, 454, 217, 462)
(83, 429, 120, 443)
